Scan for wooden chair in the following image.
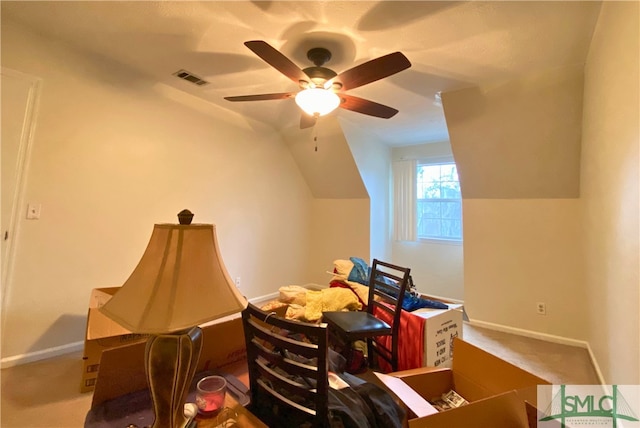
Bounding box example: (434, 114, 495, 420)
(322, 259, 411, 372)
(241, 302, 330, 428)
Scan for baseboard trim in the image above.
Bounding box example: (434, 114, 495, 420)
(1, 288, 324, 369)
(1, 340, 84, 369)
(247, 283, 327, 307)
(467, 318, 587, 347)
(586, 343, 607, 385)
(467, 319, 606, 385)
(248, 292, 279, 306)
(422, 293, 464, 305)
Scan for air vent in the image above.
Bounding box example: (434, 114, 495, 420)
(173, 69, 209, 86)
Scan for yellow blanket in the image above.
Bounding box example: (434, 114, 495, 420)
(304, 288, 362, 322)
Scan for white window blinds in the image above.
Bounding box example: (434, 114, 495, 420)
(392, 159, 417, 241)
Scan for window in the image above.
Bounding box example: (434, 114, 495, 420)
(416, 162, 462, 240)
(392, 158, 462, 242)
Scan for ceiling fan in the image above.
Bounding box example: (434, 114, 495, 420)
(224, 41, 412, 129)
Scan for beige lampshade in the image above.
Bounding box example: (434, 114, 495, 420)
(100, 222, 247, 334)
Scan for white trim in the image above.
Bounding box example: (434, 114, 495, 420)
(248, 292, 279, 306)
(422, 293, 464, 305)
(586, 344, 607, 386)
(468, 318, 588, 347)
(418, 237, 463, 246)
(0, 285, 330, 368)
(247, 283, 327, 307)
(1, 68, 42, 348)
(0, 340, 84, 369)
(467, 318, 605, 384)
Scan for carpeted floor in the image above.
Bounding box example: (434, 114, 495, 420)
(0, 322, 600, 428)
(463, 323, 600, 385)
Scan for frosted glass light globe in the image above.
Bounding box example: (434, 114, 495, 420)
(295, 88, 340, 116)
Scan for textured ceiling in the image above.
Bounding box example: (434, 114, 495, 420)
(2, 1, 601, 146)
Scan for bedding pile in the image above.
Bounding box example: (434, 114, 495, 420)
(259, 257, 457, 373)
(262, 284, 362, 323)
(330, 257, 449, 312)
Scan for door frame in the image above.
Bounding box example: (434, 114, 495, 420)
(1, 67, 42, 334)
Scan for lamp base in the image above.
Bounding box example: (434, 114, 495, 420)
(145, 326, 203, 428)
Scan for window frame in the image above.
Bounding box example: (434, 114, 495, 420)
(416, 158, 463, 243)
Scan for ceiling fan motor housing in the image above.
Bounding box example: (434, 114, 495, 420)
(302, 66, 337, 86)
(301, 47, 338, 87)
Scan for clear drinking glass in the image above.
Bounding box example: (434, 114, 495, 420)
(195, 375, 227, 416)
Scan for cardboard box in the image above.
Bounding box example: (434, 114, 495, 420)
(87, 314, 263, 427)
(376, 337, 550, 427)
(81, 287, 249, 394)
(410, 303, 463, 368)
(91, 313, 248, 407)
(81, 287, 150, 392)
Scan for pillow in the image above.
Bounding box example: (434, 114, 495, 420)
(279, 285, 308, 305)
(332, 259, 355, 282)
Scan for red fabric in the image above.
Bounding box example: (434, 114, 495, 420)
(328, 280, 425, 372)
(373, 305, 424, 373)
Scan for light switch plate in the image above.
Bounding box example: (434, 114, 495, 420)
(26, 203, 41, 219)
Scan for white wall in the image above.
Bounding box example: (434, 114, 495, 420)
(1, 21, 314, 360)
(391, 142, 464, 299)
(581, 1, 639, 384)
(341, 119, 392, 263)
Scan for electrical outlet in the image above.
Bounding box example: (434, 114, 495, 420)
(536, 302, 546, 315)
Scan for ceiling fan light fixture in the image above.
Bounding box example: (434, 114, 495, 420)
(295, 88, 340, 116)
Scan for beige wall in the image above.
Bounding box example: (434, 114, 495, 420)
(581, 1, 639, 384)
(282, 117, 371, 283)
(282, 117, 368, 199)
(391, 142, 464, 299)
(1, 21, 314, 360)
(443, 66, 583, 199)
(392, 240, 463, 300)
(443, 64, 587, 339)
(307, 199, 370, 286)
(463, 199, 586, 339)
(443, 2, 639, 383)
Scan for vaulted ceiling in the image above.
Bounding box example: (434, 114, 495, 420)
(2, 1, 602, 146)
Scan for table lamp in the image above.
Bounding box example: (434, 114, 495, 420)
(100, 210, 247, 428)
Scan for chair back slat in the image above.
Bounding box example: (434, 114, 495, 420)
(242, 303, 329, 428)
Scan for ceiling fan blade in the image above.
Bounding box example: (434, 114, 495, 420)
(224, 92, 294, 102)
(335, 52, 411, 91)
(339, 94, 399, 119)
(300, 114, 316, 129)
(244, 41, 309, 85)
